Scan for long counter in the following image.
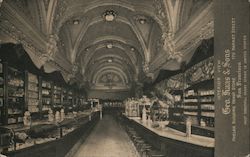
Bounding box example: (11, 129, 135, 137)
(124, 115, 214, 157)
(3, 111, 100, 157)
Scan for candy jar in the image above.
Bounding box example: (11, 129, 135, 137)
(60, 109, 65, 122)
(23, 111, 31, 126)
(55, 111, 60, 123)
(48, 109, 54, 122)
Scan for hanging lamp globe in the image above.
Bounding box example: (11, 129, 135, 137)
(103, 10, 116, 22)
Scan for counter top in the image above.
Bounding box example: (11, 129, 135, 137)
(3, 111, 94, 132)
(127, 116, 215, 148)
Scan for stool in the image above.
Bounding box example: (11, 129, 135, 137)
(149, 150, 166, 157)
(135, 139, 145, 149)
(140, 144, 152, 157)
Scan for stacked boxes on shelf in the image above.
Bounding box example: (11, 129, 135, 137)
(41, 80, 52, 112)
(183, 89, 199, 125)
(0, 62, 3, 125)
(6, 66, 25, 124)
(199, 89, 214, 127)
(53, 85, 62, 108)
(27, 72, 39, 113)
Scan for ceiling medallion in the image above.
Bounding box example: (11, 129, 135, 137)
(139, 18, 146, 24)
(85, 47, 89, 51)
(108, 59, 113, 63)
(73, 19, 80, 25)
(134, 15, 148, 24)
(103, 10, 116, 22)
(106, 43, 113, 49)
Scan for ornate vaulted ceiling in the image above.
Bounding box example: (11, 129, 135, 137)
(0, 0, 213, 95)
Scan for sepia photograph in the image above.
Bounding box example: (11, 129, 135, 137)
(0, 0, 249, 157)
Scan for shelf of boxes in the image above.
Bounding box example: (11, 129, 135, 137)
(0, 62, 3, 125)
(41, 80, 52, 112)
(6, 66, 25, 124)
(53, 85, 62, 108)
(27, 73, 39, 113)
(198, 89, 215, 127)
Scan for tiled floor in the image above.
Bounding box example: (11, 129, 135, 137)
(73, 115, 139, 157)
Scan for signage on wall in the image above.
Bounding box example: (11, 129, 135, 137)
(215, 0, 249, 157)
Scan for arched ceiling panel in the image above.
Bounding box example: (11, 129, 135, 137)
(79, 44, 140, 69)
(86, 56, 136, 78)
(96, 71, 125, 85)
(77, 36, 144, 63)
(56, 0, 164, 32)
(0, 0, 214, 93)
(86, 53, 135, 69)
(91, 66, 131, 84)
(88, 62, 133, 82)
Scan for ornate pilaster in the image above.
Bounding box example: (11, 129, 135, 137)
(149, 1, 214, 73)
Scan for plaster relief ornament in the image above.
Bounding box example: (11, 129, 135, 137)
(103, 10, 116, 22)
(47, 34, 58, 58)
(72, 64, 79, 73)
(39, 34, 59, 65)
(66, 73, 74, 82)
(143, 62, 150, 74)
(162, 32, 182, 62)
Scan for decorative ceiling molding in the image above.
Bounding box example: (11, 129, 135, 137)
(153, 0, 170, 33)
(162, 0, 182, 34)
(0, 1, 73, 81)
(91, 67, 130, 84)
(87, 61, 134, 82)
(70, 16, 147, 64)
(1, 3, 47, 50)
(80, 42, 139, 70)
(96, 71, 125, 85)
(128, 17, 150, 63)
(86, 56, 136, 78)
(0, 0, 214, 89)
(78, 35, 143, 67)
(55, 0, 163, 33)
(88, 54, 135, 70)
(46, 0, 58, 34)
(149, 1, 214, 72)
(69, 18, 90, 63)
(89, 63, 132, 80)
(36, 0, 47, 34)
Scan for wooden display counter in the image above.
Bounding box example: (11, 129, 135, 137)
(124, 115, 214, 157)
(3, 111, 100, 157)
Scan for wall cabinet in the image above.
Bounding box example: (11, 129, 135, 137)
(0, 61, 86, 126)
